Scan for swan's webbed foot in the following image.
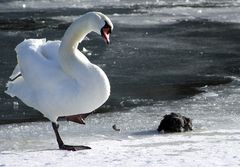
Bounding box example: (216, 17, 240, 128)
(52, 122, 91, 151)
(65, 113, 92, 125)
(59, 144, 91, 151)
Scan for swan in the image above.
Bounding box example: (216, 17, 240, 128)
(5, 12, 113, 151)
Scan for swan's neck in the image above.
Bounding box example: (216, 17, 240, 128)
(60, 15, 96, 53)
(58, 13, 100, 76)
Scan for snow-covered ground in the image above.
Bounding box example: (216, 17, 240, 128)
(1, 127, 240, 167)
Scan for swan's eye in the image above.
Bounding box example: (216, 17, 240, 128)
(101, 21, 112, 44)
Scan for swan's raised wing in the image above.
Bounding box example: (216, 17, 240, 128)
(41, 40, 61, 62)
(15, 39, 69, 90)
(8, 39, 60, 81)
(6, 39, 79, 121)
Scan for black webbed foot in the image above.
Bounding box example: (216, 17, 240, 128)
(59, 144, 91, 151)
(52, 122, 91, 151)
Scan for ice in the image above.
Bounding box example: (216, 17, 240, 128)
(203, 92, 218, 97)
(13, 101, 19, 110)
(82, 47, 88, 53)
(2, 75, 240, 166)
(1, 0, 240, 25)
(1, 77, 240, 166)
(0, 129, 240, 167)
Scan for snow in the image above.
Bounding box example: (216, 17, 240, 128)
(0, 123, 240, 167)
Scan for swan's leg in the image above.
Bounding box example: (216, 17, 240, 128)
(51, 122, 91, 151)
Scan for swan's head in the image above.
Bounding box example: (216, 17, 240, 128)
(100, 20, 112, 44)
(90, 12, 113, 44)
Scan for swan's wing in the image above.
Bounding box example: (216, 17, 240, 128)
(6, 39, 75, 119)
(15, 39, 66, 90)
(8, 40, 60, 81)
(40, 40, 61, 62)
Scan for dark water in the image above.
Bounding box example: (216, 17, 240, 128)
(0, 0, 240, 124)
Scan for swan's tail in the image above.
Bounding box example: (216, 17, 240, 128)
(5, 70, 37, 108)
(5, 64, 21, 97)
(5, 81, 15, 97)
(9, 64, 21, 80)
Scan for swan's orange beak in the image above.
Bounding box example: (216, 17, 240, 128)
(101, 27, 111, 44)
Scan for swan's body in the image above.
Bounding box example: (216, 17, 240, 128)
(5, 12, 113, 150)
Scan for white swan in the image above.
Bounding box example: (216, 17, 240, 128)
(5, 12, 113, 151)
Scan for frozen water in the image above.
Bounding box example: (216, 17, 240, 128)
(1, 78, 240, 166)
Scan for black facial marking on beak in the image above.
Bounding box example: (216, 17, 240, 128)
(101, 21, 111, 44)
